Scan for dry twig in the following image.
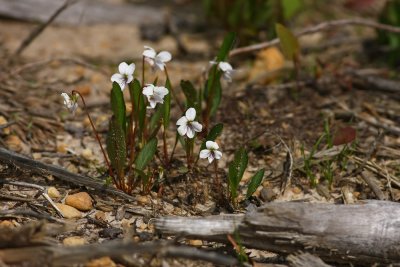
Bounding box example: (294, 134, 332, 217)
(0, 148, 136, 202)
(0, 180, 64, 217)
(360, 171, 386, 200)
(12, 0, 78, 58)
(0, 240, 239, 266)
(230, 18, 400, 56)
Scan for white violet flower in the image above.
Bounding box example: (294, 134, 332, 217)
(142, 84, 169, 109)
(176, 108, 202, 139)
(143, 46, 172, 71)
(61, 92, 78, 114)
(200, 141, 222, 163)
(111, 62, 135, 91)
(210, 60, 234, 82)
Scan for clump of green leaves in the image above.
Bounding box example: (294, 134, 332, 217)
(228, 147, 265, 204)
(69, 33, 240, 197)
(106, 80, 159, 193)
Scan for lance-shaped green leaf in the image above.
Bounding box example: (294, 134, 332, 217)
(180, 80, 199, 112)
(228, 148, 248, 200)
(246, 168, 265, 198)
(128, 79, 145, 133)
(135, 137, 158, 171)
(275, 23, 299, 61)
(149, 105, 164, 133)
(200, 123, 223, 150)
(133, 168, 149, 186)
(111, 82, 126, 134)
(106, 116, 126, 178)
(163, 78, 171, 128)
(209, 78, 222, 117)
(204, 33, 236, 117)
(216, 32, 236, 62)
(282, 0, 303, 20)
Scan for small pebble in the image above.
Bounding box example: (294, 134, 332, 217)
(65, 192, 93, 211)
(63, 236, 87, 246)
(85, 256, 116, 267)
(48, 187, 61, 199)
(94, 211, 106, 221)
(81, 148, 93, 160)
(260, 188, 276, 202)
(0, 220, 15, 228)
(0, 116, 10, 134)
(55, 203, 82, 219)
(188, 240, 203, 246)
(137, 195, 149, 205)
(5, 135, 22, 152)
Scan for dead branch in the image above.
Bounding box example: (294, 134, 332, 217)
(0, 240, 240, 267)
(360, 170, 387, 200)
(9, 57, 109, 77)
(0, 148, 136, 202)
(12, 0, 77, 58)
(155, 201, 400, 265)
(0, 209, 63, 223)
(230, 18, 400, 56)
(1, 180, 64, 217)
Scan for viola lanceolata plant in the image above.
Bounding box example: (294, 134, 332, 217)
(60, 33, 265, 205)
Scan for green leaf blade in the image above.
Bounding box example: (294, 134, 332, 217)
(164, 78, 172, 128)
(246, 168, 265, 198)
(228, 148, 248, 200)
(106, 116, 127, 178)
(128, 79, 145, 133)
(180, 80, 199, 112)
(209, 79, 222, 117)
(111, 82, 127, 134)
(200, 123, 223, 150)
(135, 138, 158, 171)
(275, 23, 299, 61)
(217, 32, 236, 62)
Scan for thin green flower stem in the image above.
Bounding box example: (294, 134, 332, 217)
(185, 138, 191, 169)
(142, 56, 145, 88)
(169, 134, 179, 164)
(162, 119, 169, 165)
(127, 57, 146, 191)
(71, 90, 119, 189)
(141, 56, 148, 144)
(203, 65, 218, 132)
(214, 159, 220, 191)
(127, 102, 138, 193)
(164, 66, 184, 113)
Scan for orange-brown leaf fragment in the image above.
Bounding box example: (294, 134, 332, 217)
(333, 126, 356, 146)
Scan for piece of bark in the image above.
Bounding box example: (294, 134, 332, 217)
(0, 148, 135, 202)
(287, 252, 332, 267)
(0, 0, 162, 26)
(155, 201, 400, 265)
(360, 170, 387, 200)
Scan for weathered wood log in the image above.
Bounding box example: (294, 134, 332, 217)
(155, 201, 400, 265)
(0, 0, 162, 25)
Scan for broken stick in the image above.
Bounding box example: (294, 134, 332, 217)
(0, 148, 135, 202)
